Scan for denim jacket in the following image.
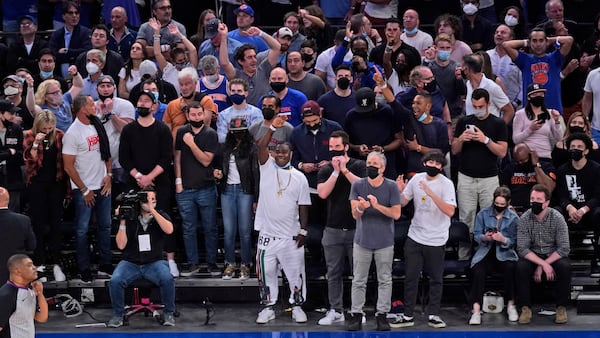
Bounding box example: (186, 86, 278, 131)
(471, 206, 519, 267)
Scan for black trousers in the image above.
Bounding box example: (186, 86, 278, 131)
(469, 249, 516, 306)
(516, 257, 571, 307)
(28, 179, 65, 265)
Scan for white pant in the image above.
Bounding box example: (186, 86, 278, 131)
(256, 233, 306, 306)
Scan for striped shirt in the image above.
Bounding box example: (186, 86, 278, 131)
(517, 208, 570, 259)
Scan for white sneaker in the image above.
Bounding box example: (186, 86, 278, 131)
(362, 315, 366, 324)
(53, 265, 66, 282)
(507, 305, 518, 322)
(469, 312, 481, 325)
(318, 309, 344, 325)
(168, 260, 180, 278)
(292, 306, 307, 323)
(256, 307, 275, 324)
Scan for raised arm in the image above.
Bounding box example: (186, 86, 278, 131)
(501, 39, 523, 61)
(218, 23, 236, 80)
(149, 18, 169, 72)
(169, 23, 198, 69)
(67, 65, 84, 98)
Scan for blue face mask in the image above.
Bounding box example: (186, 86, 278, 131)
(152, 91, 160, 102)
(40, 70, 54, 79)
(417, 112, 428, 122)
(437, 50, 451, 61)
(274, 161, 291, 169)
(403, 27, 418, 35)
(230, 93, 246, 105)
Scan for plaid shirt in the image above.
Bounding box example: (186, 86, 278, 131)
(23, 129, 66, 185)
(517, 207, 570, 259)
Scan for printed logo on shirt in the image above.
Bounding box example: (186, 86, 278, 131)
(530, 62, 549, 85)
(566, 174, 585, 203)
(87, 134, 100, 152)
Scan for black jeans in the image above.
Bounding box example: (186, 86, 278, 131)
(469, 249, 516, 306)
(28, 179, 65, 265)
(516, 256, 571, 307)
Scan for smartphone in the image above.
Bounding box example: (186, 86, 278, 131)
(486, 228, 498, 234)
(466, 124, 477, 132)
(537, 112, 550, 121)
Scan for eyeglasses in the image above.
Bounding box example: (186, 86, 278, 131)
(157, 5, 172, 10)
(46, 91, 61, 96)
(66, 10, 80, 15)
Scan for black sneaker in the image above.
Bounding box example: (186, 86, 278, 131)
(428, 315, 447, 328)
(80, 270, 93, 284)
(97, 264, 114, 278)
(180, 264, 200, 277)
(345, 312, 362, 331)
(207, 264, 221, 277)
(591, 261, 600, 278)
(376, 313, 390, 331)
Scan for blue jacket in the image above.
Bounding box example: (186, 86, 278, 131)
(471, 206, 519, 267)
(331, 43, 383, 89)
(290, 118, 342, 188)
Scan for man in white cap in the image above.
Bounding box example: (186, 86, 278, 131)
(127, 59, 178, 106)
(257, 27, 293, 70)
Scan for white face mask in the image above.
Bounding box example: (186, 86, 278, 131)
(204, 74, 219, 83)
(463, 3, 478, 15)
(86, 62, 100, 75)
(504, 14, 518, 27)
(473, 108, 487, 118)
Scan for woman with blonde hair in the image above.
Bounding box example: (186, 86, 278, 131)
(23, 109, 68, 281)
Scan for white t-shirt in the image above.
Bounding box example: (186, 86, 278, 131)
(62, 118, 107, 190)
(315, 46, 352, 89)
(364, 0, 398, 19)
(97, 97, 135, 167)
(402, 172, 456, 246)
(584, 67, 600, 131)
(118, 67, 141, 93)
(465, 74, 510, 118)
(254, 156, 311, 238)
(401, 30, 433, 54)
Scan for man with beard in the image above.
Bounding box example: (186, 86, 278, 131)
(287, 51, 326, 101)
(344, 87, 402, 179)
(94, 75, 135, 199)
(368, 18, 420, 71)
(257, 27, 293, 71)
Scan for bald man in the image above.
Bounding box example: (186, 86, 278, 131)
(500, 144, 556, 214)
(107, 6, 139, 62)
(262, 67, 307, 127)
(0, 254, 48, 337)
(0, 188, 36, 284)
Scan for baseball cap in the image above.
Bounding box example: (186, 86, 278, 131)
(97, 75, 115, 87)
(138, 90, 157, 104)
(276, 27, 293, 39)
(19, 15, 37, 26)
(234, 4, 254, 17)
(0, 99, 19, 113)
(527, 83, 546, 96)
(205, 18, 219, 39)
(301, 100, 321, 118)
(2, 75, 22, 86)
(355, 87, 376, 113)
(140, 60, 158, 78)
(229, 116, 248, 130)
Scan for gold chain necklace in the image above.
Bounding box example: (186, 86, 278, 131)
(276, 167, 292, 198)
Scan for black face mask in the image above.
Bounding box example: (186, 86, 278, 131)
(329, 150, 345, 158)
(231, 131, 246, 139)
(569, 126, 585, 134)
(262, 108, 275, 120)
(529, 96, 545, 107)
(424, 165, 441, 177)
(189, 120, 204, 128)
(98, 93, 114, 101)
(182, 92, 195, 100)
(270, 82, 286, 93)
(423, 79, 437, 93)
(351, 61, 364, 73)
(569, 149, 584, 161)
(366, 165, 380, 179)
(531, 201, 544, 215)
(394, 63, 407, 75)
(308, 122, 321, 131)
(301, 53, 313, 63)
(337, 77, 351, 90)
(137, 107, 151, 117)
(494, 204, 508, 213)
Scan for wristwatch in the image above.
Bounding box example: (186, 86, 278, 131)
(298, 228, 308, 236)
(535, 162, 542, 168)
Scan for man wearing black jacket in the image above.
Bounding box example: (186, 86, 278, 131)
(0, 100, 24, 211)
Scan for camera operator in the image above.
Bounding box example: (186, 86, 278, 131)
(107, 188, 176, 328)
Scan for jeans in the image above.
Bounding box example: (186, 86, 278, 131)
(109, 260, 175, 317)
(350, 244, 393, 314)
(322, 227, 354, 312)
(221, 184, 254, 265)
(403, 238, 445, 317)
(73, 188, 112, 272)
(175, 186, 217, 265)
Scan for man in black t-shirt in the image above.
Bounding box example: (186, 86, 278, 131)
(315, 130, 366, 326)
(452, 88, 508, 260)
(107, 189, 175, 328)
